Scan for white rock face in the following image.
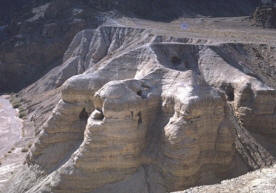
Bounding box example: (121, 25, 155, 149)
(3, 26, 276, 193)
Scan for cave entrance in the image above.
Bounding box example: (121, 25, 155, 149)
(79, 108, 89, 121)
(226, 87, 235, 101)
(137, 112, 142, 125)
(171, 56, 181, 66)
(221, 83, 235, 101)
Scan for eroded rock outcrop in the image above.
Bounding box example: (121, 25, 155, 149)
(0, 0, 259, 92)
(3, 26, 276, 193)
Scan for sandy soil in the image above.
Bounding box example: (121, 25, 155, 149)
(0, 95, 22, 156)
(0, 95, 23, 186)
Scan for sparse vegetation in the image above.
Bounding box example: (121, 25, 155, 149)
(7, 147, 15, 154)
(9, 94, 28, 119)
(28, 143, 32, 148)
(18, 108, 27, 119)
(10, 94, 21, 108)
(21, 148, 28, 153)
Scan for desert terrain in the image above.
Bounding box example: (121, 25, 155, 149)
(0, 0, 276, 193)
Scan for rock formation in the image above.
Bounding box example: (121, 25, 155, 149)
(175, 164, 276, 193)
(0, 0, 259, 92)
(2, 25, 276, 193)
(1, 1, 276, 193)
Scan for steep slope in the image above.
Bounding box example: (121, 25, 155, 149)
(0, 0, 259, 92)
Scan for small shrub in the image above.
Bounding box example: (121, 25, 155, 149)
(21, 148, 28, 153)
(19, 111, 27, 119)
(10, 95, 28, 119)
(13, 103, 21, 108)
(10, 95, 21, 108)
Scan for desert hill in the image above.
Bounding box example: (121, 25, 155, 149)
(0, 1, 276, 193)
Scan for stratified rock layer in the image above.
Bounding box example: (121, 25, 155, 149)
(3, 26, 276, 193)
(0, 0, 259, 92)
(253, 6, 276, 28)
(175, 164, 276, 193)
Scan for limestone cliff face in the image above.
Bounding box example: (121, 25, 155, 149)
(4, 26, 276, 193)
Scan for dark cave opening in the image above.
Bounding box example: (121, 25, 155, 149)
(137, 90, 143, 97)
(137, 90, 147, 99)
(226, 87, 235, 101)
(171, 56, 181, 66)
(79, 108, 89, 121)
(137, 112, 142, 124)
(93, 109, 104, 120)
(221, 83, 235, 101)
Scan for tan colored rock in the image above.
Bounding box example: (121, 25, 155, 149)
(3, 26, 276, 193)
(174, 164, 276, 193)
